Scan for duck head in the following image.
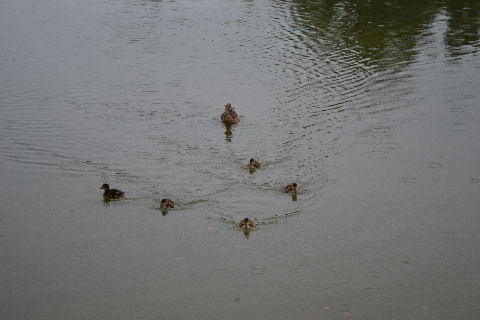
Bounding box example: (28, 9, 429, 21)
(225, 103, 233, 113)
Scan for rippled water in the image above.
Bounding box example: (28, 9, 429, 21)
(1, 0, 480, 319)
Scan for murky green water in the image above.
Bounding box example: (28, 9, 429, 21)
(1, 0, 479, 319)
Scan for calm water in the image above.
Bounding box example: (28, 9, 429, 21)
(1, 0, 480, 319)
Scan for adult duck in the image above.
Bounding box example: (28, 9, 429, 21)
(221, 103, 240, 124)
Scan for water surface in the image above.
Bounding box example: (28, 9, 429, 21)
(1, 0, 480, 319)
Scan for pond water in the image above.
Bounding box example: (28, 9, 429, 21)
(1, 0, 479, 319)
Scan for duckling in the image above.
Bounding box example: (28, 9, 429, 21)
(160, 198, 174, 209)
(221, 103, 240, 124)
(100, 184, 124, 199)
(284, 183, 298, 193)
(239, 217, 254, 229)
(247, 158, 261, 169)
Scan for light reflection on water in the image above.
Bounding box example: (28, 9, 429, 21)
(1, 0, 480, 319)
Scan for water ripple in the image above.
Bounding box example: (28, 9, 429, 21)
(1, 0, 479, 219)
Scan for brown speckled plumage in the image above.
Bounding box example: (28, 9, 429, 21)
(221, 103, 240, 124)
(161, 198, 174, 208)
(247, 158, 261, 169)
(239, 218, 254, 229)
(284, 183, 298, 193)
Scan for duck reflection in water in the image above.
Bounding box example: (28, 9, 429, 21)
(224, 123, 233, 142)
(242, 228, 251, 238)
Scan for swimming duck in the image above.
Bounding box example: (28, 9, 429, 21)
(221, 103, 240, 124)
(284, 183, 298, 193)
(100, 184, 124, 199)
(239, 217, 254, 229)
(247, 158, 261, 169)
(160, 198, 174, 209)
